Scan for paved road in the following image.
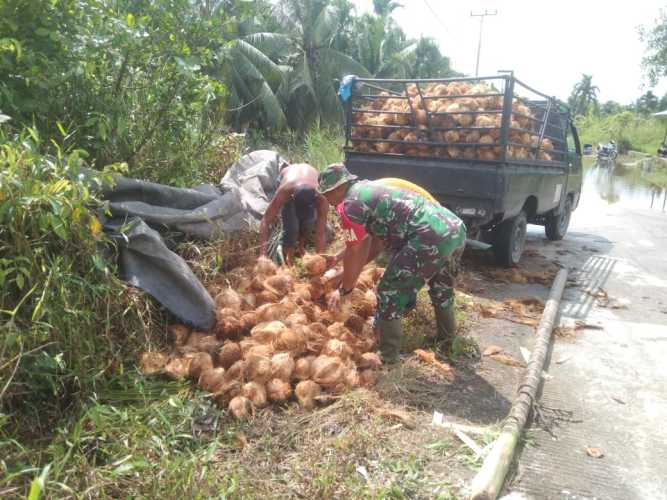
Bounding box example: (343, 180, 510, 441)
(513, 167, 667, 499)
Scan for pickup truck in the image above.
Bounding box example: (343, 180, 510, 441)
(340, 73, 582, 266)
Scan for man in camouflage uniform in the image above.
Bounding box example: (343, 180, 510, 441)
(319, 164, 466, 363)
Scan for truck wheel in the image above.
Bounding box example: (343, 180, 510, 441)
(545, 197, 572, 241)
(493, 211, 527, 267)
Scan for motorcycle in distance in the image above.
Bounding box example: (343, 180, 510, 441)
(597, 141, 618, 163)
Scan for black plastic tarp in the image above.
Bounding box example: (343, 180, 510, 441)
(100, 150, 286, 330)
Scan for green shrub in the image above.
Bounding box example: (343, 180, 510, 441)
(0, 129, 159, 440)
(577, 111, 664, 154)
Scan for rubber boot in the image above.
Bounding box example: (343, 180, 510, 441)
(377, 319, 402, 364)
(434, 304, 457, 353)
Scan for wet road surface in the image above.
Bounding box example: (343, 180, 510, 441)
(511, 159, 667, 499)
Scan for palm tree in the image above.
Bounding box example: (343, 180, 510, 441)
(372, 0, 403, 18)
(568, 74, 600, 116)
(245, 0, 370, 130)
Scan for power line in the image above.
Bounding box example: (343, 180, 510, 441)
(471, 9, 497, 77)
(421, 0, 456, 40)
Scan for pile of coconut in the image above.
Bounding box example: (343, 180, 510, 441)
(139, 255, 384, 419)
(351, 81, 556, 161)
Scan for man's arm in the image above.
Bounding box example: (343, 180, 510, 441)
(259, 185, 292, 255)
(341, 235, 372, 291)
(314, 194, 329, 254)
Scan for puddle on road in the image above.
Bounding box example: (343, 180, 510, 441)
(582, 157, 667, 211)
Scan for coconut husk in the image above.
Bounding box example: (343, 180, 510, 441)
(295, 380, 321, 409)
(198, 367, 226, 393)
(241, 293, 256, 310)
(359, 369, 379, 387)
(184, 333, 221, 354)
(308, 278, 325, 301)
(344, 314, 366, 333)
(256, 303, 289, 322)
(245, 353, 272, 383)
(165, 356, 192, 380)
(293, 283, 312, 302)
(323, 339, 353, 360)
(246, 343, 274, 359)
(275, 328, 306, 355)
(311, 355, 346, 386)
(264, 272, 294, 295)
(251, 321, 286, 344)
(344, 368, 361, 388)
(217, 342, 242, 369)
(167, 324, 191, 347)
(356, 269, 376, 291)
(216, 317, 243, 340)
(251, 275, 266, 292)
(228, 396, 253, 419)
(327, 323, 352, 339)
(302, 254, 327, 276)
(254, 256, 277, 277)
(255, 290, 280, 306)
(239, 338, 258, 356)
(294, 356, 314, 381)
(138, 352, 169, 375)
(270, 352, 295, 381)
(215, 288, 242, 310)
(285, 312, 309, 328)
(300, 303, 322, 323)
(239, 311, 259, 332)
(357, 352, 382, 370)
(215, 379, 242, 407)
(189, 352, 214, 380)
(266, 378, 292, 403)
(223, 359, 246, 384)
(242, 381, 268, 408)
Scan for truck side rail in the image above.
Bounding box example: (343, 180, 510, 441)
(343, 74, 570, 165)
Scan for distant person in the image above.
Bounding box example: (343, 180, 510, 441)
(259, 163, 328, 265)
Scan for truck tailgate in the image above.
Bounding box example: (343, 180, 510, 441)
(345, 152, 501, 223)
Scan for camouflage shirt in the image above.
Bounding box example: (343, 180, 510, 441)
(341, 181, 466, 254)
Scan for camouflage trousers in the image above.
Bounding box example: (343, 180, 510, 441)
(376, 224, 466, 321)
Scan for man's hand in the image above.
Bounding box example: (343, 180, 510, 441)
(327, 290, 343, 313)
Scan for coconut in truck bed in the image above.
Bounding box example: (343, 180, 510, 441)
(340, 73, 583, 266)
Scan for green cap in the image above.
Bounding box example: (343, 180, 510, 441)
(318, 163, 358, 194)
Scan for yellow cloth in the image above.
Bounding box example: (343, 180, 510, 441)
(375, 177, 437, 203)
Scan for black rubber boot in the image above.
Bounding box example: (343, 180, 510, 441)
(434, 304, 457, 352)
(377, 319, 402, 364)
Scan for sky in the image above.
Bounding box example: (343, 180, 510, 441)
(354, 0, 667, 105)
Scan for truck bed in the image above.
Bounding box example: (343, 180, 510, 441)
(345, 150, 576, 230)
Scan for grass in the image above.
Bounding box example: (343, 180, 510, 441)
(1, 124, 496, 498)
(401, 289, 478, 362)
(245, 127, 345, 170)
(576, 111, 664, 155)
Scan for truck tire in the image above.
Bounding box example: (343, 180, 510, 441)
(493, 211, 527, 267)
(544, 197, 572, 241)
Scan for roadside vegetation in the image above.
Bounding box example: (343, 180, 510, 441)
(0, 0, 463, 496)
(2, 0, 667, 496)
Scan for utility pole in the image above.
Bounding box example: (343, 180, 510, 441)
(471, 9, 497, 77)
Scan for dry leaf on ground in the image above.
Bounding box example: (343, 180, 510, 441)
(482, 345, 503, 356)
(488, 353, 525, 368)
(377, 408, 416, 429)
(414, 349, 455, 379)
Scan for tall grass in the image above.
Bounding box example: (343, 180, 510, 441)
(0, 129, 168, 496)
(246, 127, 345, 170)
(576, 111, 664, 154)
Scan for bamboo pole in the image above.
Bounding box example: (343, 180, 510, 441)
(469, 268, 569, 500)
